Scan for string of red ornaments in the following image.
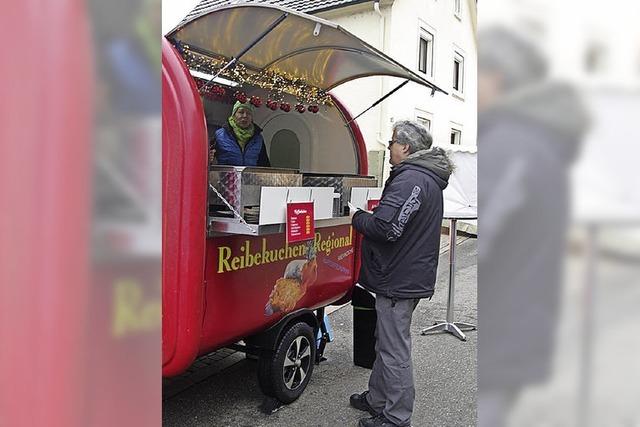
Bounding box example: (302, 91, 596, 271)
(198, 80, 227, 99)
(200, 83, 320, 114)
(233, 91, 319, 114)
(197, 80, 321, 114)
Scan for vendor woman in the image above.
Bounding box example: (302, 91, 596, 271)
(210, 101, 271, 167)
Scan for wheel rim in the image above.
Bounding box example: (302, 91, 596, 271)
(282, 335, 312, 390)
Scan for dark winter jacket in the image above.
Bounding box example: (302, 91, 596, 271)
(213, 123, 271, 167)
(352, 147, 453, 299)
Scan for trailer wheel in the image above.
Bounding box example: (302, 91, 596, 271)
(257, 322, 316, 403)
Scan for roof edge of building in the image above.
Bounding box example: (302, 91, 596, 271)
(308, 0, 376, 15)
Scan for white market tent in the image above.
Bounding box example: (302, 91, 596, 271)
(441, 144, 477, 234)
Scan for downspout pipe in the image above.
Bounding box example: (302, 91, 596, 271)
(374, 0, 384, 47)
(373, 0, 388, 150)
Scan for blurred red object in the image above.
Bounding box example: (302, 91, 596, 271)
(0, 0, 93, 426)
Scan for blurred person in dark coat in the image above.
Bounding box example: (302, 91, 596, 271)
(477, 27, 589, 426)
(349, 121, 453, 427)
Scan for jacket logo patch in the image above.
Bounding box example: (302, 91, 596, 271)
(387, 186, 422, 241)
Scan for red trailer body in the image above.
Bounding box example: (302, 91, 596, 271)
(161, 4, 445, 400)
(162, 38, 208, 376)
(161, 37, 366, 376)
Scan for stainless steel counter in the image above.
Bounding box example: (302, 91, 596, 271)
(208, 216, 353, 237)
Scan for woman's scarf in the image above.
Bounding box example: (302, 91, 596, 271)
(228, 116, 255, 151)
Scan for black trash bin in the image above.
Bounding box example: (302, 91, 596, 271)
(352, 285, 377, 369)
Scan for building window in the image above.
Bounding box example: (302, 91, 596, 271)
(450, 129, 461, 145)
(454, 0, 462, 18)
(416, 115, 431, 131)
(415, 109, 432, 130)
(418, 29, 434, 77)
(453, 52, 464, 94)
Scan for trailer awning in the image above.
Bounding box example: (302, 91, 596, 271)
(166, 3, 447, 94)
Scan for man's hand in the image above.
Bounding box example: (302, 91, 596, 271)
(209, 148, 216, 164)
(349, 207, 362, 221)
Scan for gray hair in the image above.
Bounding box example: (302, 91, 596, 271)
(392, 120, 433, 153)
(478, 26, 548, 91)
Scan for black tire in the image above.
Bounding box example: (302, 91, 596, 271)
(257, 322, 316, 404)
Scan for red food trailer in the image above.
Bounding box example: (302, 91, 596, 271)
(162, 3, 445, 403)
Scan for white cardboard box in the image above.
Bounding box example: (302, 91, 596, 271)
(259, 186, 335, 225)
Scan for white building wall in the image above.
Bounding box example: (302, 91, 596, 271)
(319, 0, 477, 181)
(321, 8, 389, 156)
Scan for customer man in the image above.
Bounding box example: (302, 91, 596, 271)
(350, 121, 453, 427)
(210, 100, 271, 166)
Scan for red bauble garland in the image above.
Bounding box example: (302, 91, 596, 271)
(234, 91, 248, 103)
(250, 96, 262, 107)
(280, 102, 291, 112)
(199, 82, 322, 114)
(266, 99, 278, 110)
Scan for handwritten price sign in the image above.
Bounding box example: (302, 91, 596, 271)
(286, 201, 315, 243)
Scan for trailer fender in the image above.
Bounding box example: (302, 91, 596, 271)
(246, 309, 319, 353)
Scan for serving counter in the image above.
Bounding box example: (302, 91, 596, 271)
(208, 165, 378, 236)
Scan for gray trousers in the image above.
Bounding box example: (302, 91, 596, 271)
(366, 295, 420, 426)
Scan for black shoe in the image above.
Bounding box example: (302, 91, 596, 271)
(358, 414, 400, 427)
(349, 391, 380, 416)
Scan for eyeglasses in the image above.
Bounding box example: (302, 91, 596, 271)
(388, 140, 398, 149)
